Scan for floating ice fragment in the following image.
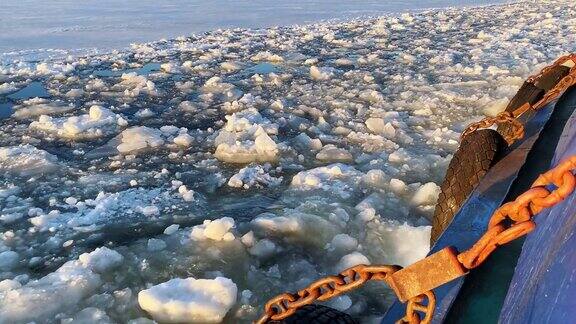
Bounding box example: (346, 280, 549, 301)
(30, 105, 120, 139)
(483, 97, 509, 117)
(328, 234, 358, 253)
(0, 251, 19, 271)
(310, 65, 335, 80)
(141, 205, 159, 216)
(0, 248, 119, 321)
(316, 145, 353, 163)
(214, 109, 279, 163)
(147, 238, 167, 251)
(357, 208, 376, 223)
(117, 126, 165, 153)
(221, 61, 241, 71)
(164, 224, 180, 235)
(138, 277, 237, 323)
(251, 51, 283, 62)
(248, 239, 276, 259)
(0, 144, 59, 177)
(78, 247, 123, 273)
(241, 231, 255, 247)
(227, 164, 282, 189)
(190, 217, 235, 241)
(173, 133, 193, 147)
(411, 182, 441, 206)
(13, 98, 74, 119)
(327, 295, 353, 311)
(178, 185, 195, 202)
(336, 252, 370, 272)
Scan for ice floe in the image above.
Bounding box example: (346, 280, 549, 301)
(138, 277, 237, 323)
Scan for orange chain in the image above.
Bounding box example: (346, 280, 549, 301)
(460, 110, 524, 145)
(461, 54, 576, 145)
(254, 264, 418, 324)
(396, 291, 435, 324)
(457, 155, 576, 269)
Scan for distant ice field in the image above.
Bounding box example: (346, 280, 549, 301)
(1, 0, 512, 62)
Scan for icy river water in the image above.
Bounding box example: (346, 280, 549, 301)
(0, 0, 575, 323)
(0, 0, 511, 62)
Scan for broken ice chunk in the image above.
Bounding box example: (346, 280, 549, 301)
(227, 164, 282, 189)
(138, 277, 237, 323)
(117, 126, 165, 153)
(78, 247, 123, 273)
(214, 109, 279, 163)
(190, 217, 235, 242)
(335, 252, 370, 272)
(164, 224, 180, 235)
(411, 182, 441, 206)
(316, 145, 353, 163)
(173, 133, 193, 147)
(30, 105, 120, 139)
(310, 66, 335, 80)
(0, 250, 19, 271)
(0, 144, 59, 177)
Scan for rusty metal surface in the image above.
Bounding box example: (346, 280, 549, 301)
(397, 291, 436, 324)
(462, 54, 576, 145)
(388, 247, 467, 303)
(499, 101, 576, 323)
(457, 155, 576, 269)
(255, 264, 400, 324)
(383, 98, 559, 324)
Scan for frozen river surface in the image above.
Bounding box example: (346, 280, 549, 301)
(0, 0, 511, 62)
(0, 0, 575, 323)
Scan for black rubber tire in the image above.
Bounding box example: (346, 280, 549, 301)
(506, 81, 545, 112)
(430, 129, 506, 244)
(534, 65, 570, 91)
(498, 66, 569, 136)
(271, 305, 357, 324)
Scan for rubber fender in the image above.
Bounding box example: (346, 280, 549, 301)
(271, 304, 357, 324)
(430, 129, 506, 244)
(534, 65, 570, 91)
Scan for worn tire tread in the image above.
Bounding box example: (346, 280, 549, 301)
(273, 304, 357, 324)
(430, 129, 506, 243)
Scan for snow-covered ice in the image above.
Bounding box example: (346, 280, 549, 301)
(30, 105, 123, 139)
(1, 1, 575, 323)
(0, 0, 511, 63)
(138, 277, 237, 323)
(0, 247, 122, 322)
(0, 144, 59, 177)
(190, 217, 236, 242)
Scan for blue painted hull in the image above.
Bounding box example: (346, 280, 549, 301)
(499, 97, 576, 323)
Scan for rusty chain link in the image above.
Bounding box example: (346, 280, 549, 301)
(396, 291, 436, 324)
(460, 110, 525, 145)
(462, 54, 576, 145)
(255, 264, 404, 324)
(256, 55, 576, 324)
(458, 155, 576, 269)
